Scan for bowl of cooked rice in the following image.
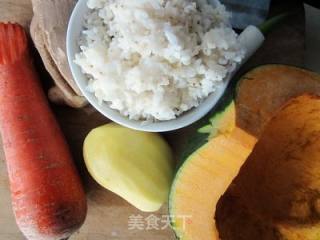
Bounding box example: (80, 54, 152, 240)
(67, 0, 262, 132)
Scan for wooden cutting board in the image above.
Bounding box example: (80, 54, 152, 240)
(0, 0, 305, 239)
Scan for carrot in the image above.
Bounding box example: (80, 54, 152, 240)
(0, 23, 87, 240)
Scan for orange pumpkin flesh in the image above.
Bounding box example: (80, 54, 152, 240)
(170, 65, 320, 240)
(218, 95, 320, 240)
(236, 64, 320, 136)
(170, 126, 256, 240)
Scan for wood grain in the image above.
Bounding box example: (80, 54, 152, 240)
(0, 0, 305, 239)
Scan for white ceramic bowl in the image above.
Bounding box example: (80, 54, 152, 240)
(67, 0, 264, 132)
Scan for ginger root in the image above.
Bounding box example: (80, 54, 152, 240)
(30, 0, 87, 108)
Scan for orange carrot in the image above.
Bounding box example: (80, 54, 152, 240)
(0, 23, 87, 240)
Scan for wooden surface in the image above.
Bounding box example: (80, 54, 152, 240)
(0, 0, 306, 239)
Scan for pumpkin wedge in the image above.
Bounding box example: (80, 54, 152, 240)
(236, 64, 320, 136)
(169, 101, 258, 240)
(217, 95, 320, 240)
(237, 94, 320, 223)
(170, 65, 320, 240)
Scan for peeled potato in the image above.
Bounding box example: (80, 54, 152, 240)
(83, 123, 174, 212)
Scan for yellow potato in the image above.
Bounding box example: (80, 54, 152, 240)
(83, 123, 174, 212)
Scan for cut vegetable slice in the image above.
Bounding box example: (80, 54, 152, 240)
(170, 94, 320, 240)
(236, 64, 320, 136)
(169, 101, 257, 240)
(170, 64, 320, 240)
(216, 94, 320, 240)
(233, 94, 320, 238)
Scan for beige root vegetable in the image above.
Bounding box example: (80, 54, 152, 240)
(30, 0, 87, 108)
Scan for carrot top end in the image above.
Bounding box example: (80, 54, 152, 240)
(0, 23, 28, 65)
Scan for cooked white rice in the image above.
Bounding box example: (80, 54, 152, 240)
(75, 0, 245, 121)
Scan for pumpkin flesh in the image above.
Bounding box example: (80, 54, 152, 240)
(170, 65, 320, 240)
(170, 101, 257, 240)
